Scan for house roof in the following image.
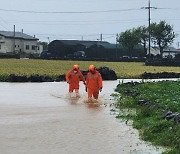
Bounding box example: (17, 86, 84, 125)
(163, 47, 180, 53)
(99, 43, 121, 49)
(52, 40, 122, 49)
(0, 31, 38, 40)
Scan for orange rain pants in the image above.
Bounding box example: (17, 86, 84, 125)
(66, 70, 85, 92)
(86, 71, 103, 99)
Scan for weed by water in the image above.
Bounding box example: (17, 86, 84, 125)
(114, 81, 180, 153)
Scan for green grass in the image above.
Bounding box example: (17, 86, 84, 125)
(114, 81, 180, 153)
(0, 59, 180, 79)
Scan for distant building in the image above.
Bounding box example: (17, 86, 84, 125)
(148, 47, 160, 55)
(163, 47, 180, 58)
(0, 31, 43, 55)
(48, 40, 121, 59)
(148, 46, 180, 58)
(47, 39, 144, 59)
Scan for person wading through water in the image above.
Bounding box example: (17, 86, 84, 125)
(86, 65, 103, 101)
(66, 65, 85, 97)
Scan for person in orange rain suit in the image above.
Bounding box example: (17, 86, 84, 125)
(66, 65, 85, 97)
(86, 65, 103, 100)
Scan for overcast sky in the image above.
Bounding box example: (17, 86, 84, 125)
(0, 0, 180, 47)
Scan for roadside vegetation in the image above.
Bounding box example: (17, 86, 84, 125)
(113, 81, 180, 153)
(0, 59, 180, 81)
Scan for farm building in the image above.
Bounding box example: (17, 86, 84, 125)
(47, 40, 144, 59)
(0, 31, 43, 55)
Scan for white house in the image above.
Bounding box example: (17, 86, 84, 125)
(148, 46, 180, 58)
(0, 31, 43, 55)
(148, 47, 160, 55)
(163, 47, 180, 58)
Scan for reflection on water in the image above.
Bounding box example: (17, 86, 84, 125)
(0, 81, 165, 154)
(86, 103, 101, 110)
(65, 92, 102, 110)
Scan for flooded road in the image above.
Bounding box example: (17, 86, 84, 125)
(0, 81, 165, 154)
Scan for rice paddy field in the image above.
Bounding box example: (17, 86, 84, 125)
(0, 59, 180, 79)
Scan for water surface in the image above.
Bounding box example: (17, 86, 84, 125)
(0, 81, 166, 154)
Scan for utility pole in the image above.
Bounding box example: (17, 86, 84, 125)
(21, 29, 23, 53)
(47, 37, 50, 44)
(116, 33, 119, 58)
(142, 0, 157, 55)
(13, 25, 16, 54)
(34, 35, 38, 54)
(148, 0, 151, 55)
(100, 34, 102, 42)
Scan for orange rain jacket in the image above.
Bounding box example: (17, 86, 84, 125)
(66, 69, 85, 92)
(86, 70, 103, 99)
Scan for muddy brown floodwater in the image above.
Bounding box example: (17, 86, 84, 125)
(0, 80, 165, 154)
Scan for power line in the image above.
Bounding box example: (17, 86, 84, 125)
(0, 22, 8, 30)
(0, 16, 11, 30)
(0, 7, 178, 14)
(0, 16, 11, 31)
(0, 8, 141, 14)
(34, 33, 117, 41)
(4, 18, 180, 26)
(156, 8, 180, 10)
(6, 18, 146, 23)
(35, 33, 116, 37)
(6, 21, 146, 26)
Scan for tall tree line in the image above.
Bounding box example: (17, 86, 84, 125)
(117, 20, 177, 58)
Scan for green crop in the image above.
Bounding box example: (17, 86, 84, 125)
(0, 59, 180, 79)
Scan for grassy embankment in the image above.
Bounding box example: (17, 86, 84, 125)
(113, 81, 180, 154)
(0, 59, 180, 80)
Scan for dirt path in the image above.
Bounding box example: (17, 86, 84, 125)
(0, 81, 164, 154)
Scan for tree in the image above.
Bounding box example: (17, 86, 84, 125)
(136, 26, 149, 56)
(150, 21, 176, 57)
(117, 28, 140, 57)
(38, 41, 48, 51)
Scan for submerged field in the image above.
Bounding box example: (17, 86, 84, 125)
(0, 59, 180, 79)
(114, 81, 180, 154)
